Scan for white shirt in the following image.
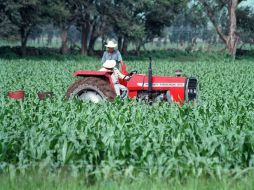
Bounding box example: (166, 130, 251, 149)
(99, 67, 125, 84)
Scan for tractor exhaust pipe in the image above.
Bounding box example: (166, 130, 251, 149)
(148, 57, 153, 102)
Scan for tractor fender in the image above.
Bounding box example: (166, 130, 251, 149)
(73, 70, 115, 91)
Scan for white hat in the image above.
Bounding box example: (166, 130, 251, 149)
(103, 60, 116, 69)
(105, 40, 117, 48)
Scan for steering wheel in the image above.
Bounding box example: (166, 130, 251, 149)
(128, 70, 138, 76)
(123, 70, 138, 80)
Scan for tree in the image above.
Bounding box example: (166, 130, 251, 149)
(75, 0, 106, 55)
(144, 0, 188, 40)
(0, 11, 18, 41)
(237, 7, 254, 48)
(75, 0, 92, 55)
(98, 0, 187, 54)
(44, 0, 78, 54)
(170, 3, 208, 45)
(0, 0, 44, 55)
(97, 0, 146, 54)
(198, 0, 246, 58)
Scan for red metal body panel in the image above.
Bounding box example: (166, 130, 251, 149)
(121, 74, 186, 102)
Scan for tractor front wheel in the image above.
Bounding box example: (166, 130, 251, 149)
(66, 77, 116, 103)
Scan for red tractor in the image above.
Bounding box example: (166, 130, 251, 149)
(66, 58, 198, 103)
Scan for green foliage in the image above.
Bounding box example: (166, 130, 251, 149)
(144, 0, 188, 39)
(170, 2, 209, 43)
(237, 6, 254, 43)
(43, 0, 76, 26)
(0, 55, 254, 181)
(0, 0, 44, 34)
(0, 0, 49, 55)
(98, 0, 146, 40)
(1, 172, 254, 190)
(99, 0, 187, 42)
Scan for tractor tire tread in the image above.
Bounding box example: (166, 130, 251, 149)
(66, 77, 116, 101)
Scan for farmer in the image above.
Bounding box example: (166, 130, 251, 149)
(99, 60, 130, 98)
(101, 40, 124, 68)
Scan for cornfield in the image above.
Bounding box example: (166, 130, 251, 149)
(0, 55, 254, 180)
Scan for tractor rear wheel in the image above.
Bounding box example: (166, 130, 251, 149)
(66, 77, 116, 103)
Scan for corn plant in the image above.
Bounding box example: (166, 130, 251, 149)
(0, 56, 254, 180)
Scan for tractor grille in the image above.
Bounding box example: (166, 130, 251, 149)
(186, 77, 198, 101)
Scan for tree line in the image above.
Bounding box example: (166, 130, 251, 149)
(0, 0, 253, 58)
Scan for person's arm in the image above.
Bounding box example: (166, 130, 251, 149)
(116, 50, 125, 70)
(120, 60, 124, 66)
(115, 68, 125, 79)
(115, 68, 130, 80)
(117, 50, 123, 63)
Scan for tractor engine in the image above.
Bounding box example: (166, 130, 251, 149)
(137, 91, 172, 103)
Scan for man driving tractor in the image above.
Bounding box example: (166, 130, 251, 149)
(101, 40, 124, 69)
(99, 60, 131, 98)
